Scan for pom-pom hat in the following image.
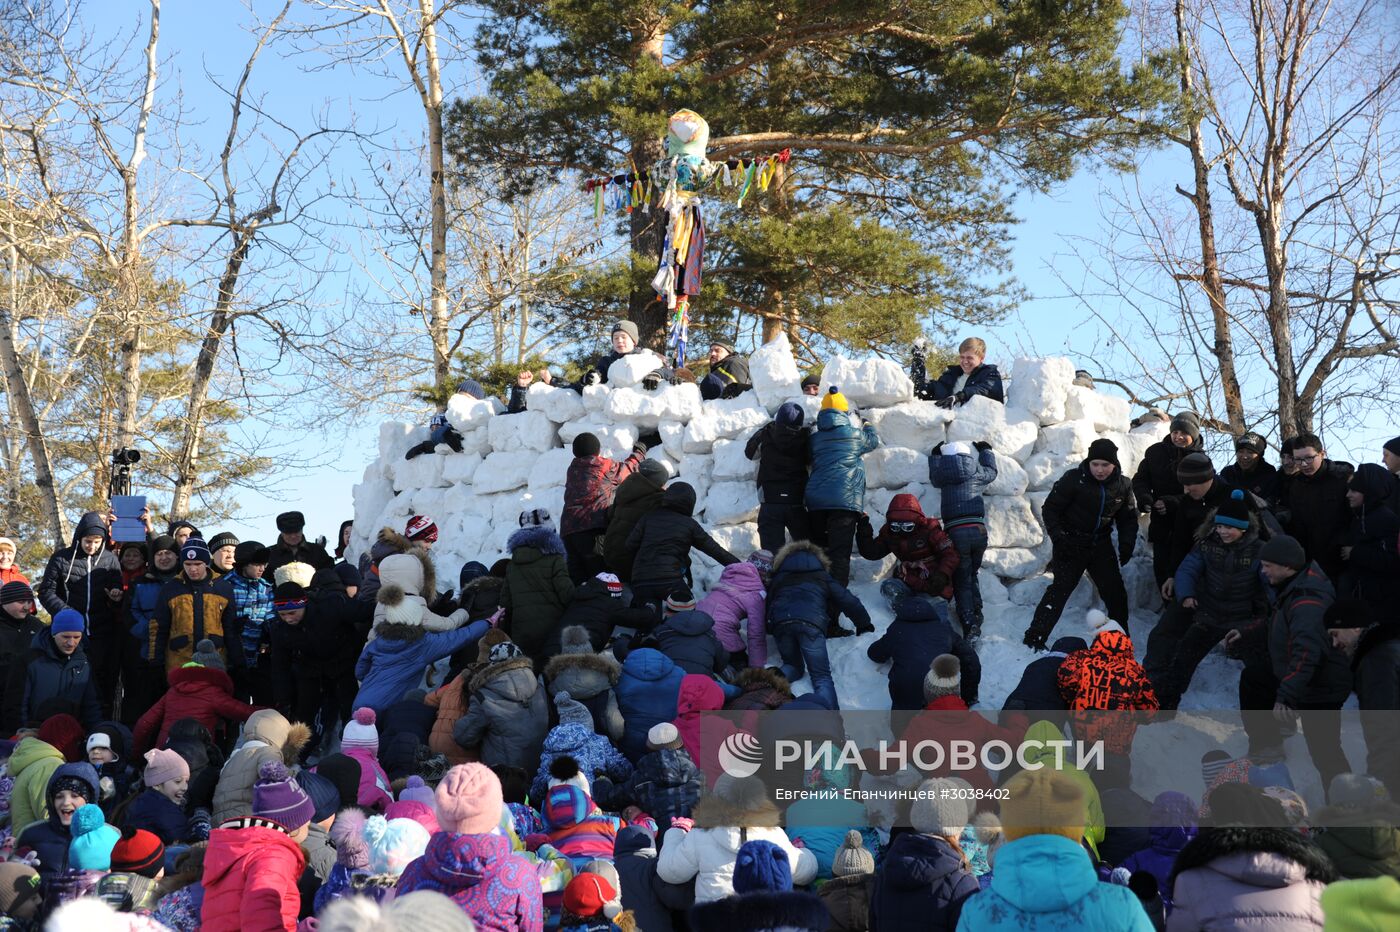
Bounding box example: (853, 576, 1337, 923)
(342, 707, 380, 754)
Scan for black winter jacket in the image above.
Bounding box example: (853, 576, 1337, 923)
(912, 360, 1005, 404)
(264, 536, 334, 577)
(700, 354, 752, 400)
(1173, 525, 1267, 626)
(1282, 460, 1354, 580)
(1002, 637, 1086, 713)
(1042, 461, 1137, 556)
(1261, 562, 1351, 706)
(13, 629, 101, 728)
(1132, 435, 1203, 542)
(1222, 459, 1281, 506)
(1344, 464, 1400, 614)
(38, 511, 122, 633)
(626, 484, 738, 589)
(766, 540, 871, 635)
(744, 419, 812, 504)
(651, 610, 730, 677)
(866, 598, 980, 708)
(546, 577, 654, 654)
(601, 470, 667, 580)
(1168, 480, 1278, 571)
(0, 612, 44, 730)
(1353, 623, 1400, 790)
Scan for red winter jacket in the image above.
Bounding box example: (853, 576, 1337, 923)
(561, 451, 644, 537)
(133, 665, 263, 753)
(1057, 629, 1159, 754)
(856, 493, 960, 598)
(200, 819, 306, 932)
(901, 695, 1027, 791)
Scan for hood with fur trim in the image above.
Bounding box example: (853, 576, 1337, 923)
(544, 650, 621, 687)
(376, 547, 437, 600)
(506, 525, 566, 558)
(691, 890, 828, 932)
(467, 655, 538, 698)
(1171, 826, 1338, 888)
(693, 777, 781, 832)
(771, 538, 831, 576)
(241, 709, 312, 766)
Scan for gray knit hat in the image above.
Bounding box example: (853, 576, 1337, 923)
(191, 639, 225, 672)
(830, 829, 875, 877)
(910, 778, 972, 837)
(923, 654, 961, 702)
(554, 691, 594, 729)
(1259, 534, 1307, 570)
(1170, 411, 1201, 440)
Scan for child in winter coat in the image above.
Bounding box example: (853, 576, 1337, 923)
(544, 625, 625, 743)
(670, 674, 730, 789)
(86, 725, 141, 816)
(339, 708, 393, 812)
(656, 774, 817, 903)
(621, 723, 701, 834)
(1059, 611, 1160, 756)
(646, 609, 731, 678)
(870, 778, 978, 932)
(210, 709, 310, 825)
(529, 784, 624, 869)
(614, 824, 695, 932)
(7, 736, 67, 832)
(602, 459, 670, 583)
(928, 440, 998, 640)
(122, 748, 190, 845)
(819, 830, 876, 932)
(745, 402, 814, 554)
(395, 763, 545, 932)
(765, 540, 873, 711)
(15, 762, 100, 879)
(559, 871, 630, 932)
(856, 493, 960, 610)
(1121, 791, 1198, 911)
(690, 839, 829, 932)
(200, 760, 313, 931)
(1000, 635, 1086, 727)
(1167, 825, 1335, 930)
(453, 639, 550, 771)
(531, 693, 633, 804)
(614, 648, 686, 762)
(696, 561, 768, 669)
(866, 596, 980, 709)
(1312, 773, 1400, 879)
(367, 549, 471, 638)
(312, 807, 372, 912)
(562, 433, 646, 583)
(500, 513, 575, 666)
(132, 650, 261, 753)
(805, 388, 881, 587)
(552, 575, 654, 654)
(626, 483, 739, 610)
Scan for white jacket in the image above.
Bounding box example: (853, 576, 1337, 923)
(656, 823, 817, 903)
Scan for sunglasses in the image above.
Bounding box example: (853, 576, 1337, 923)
(889, 521, 916, 533)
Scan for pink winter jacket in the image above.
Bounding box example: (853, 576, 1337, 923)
(696, 562, 767, 666)
(1167, 849, 1328, 931)
(344, 747, 393, 813)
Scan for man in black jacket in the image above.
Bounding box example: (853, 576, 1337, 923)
(1326, 598, 1400, 797)
(1023, 438, 1137, 651)
(699, 342, 751, 400)
(1132, 412, 1203, 589)
(1281, 433, 1353, 583)
(38, 510, 123, 717)
(625, 482, 739, 611)
(264, 511, 334, 576)
(1221, 432, 1280, 505)
(744, 402, 812, 552)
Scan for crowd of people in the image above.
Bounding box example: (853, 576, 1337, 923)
(0, 325, 1396, 930)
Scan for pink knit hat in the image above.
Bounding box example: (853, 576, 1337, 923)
(142, 748, 190, 787)
(386, 799, 440, 835)
(434, 763, 503, 835)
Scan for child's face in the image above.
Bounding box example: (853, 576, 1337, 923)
(278, 608, 305, 625)
(53, 790, 85, 824)
(1215, 525, 1244, 544)
(155, 776, 188, 806)
(88, 746, 116, 765)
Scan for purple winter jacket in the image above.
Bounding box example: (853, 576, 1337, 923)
(696, 562, 767, 666)
(396, 830, 543, 932)
(1167, 828, 1333, 931)
(1122, 791, 1198, 911)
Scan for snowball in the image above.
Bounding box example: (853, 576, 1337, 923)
(527, 383, 585, 423)
(474, 451, 536, 494)
(864, 401, 950, 453)
(985, 496, 1041, 549)
(703, 481, 759, 526)
(441, 453, 483, 485)
(378, 421, 421, 462)
(711, 437, 758, 482)
(820, 355, 914, 408)
(984, 453, 1029, 497)
(391, 453, 447, 492)
(527, 448, 575, 492)
(606, 352, 666, 387)
(488, 409, 558, 453)
(1008, 357, 1075, 426)
(681, 392, 770, 454)
(445, 394, 501, 433)
(1024, 451, 1077, 491)
(1007, 575, 1051, 607)
(1034, 420, 1098, 458)
(945, 395, 1006, 445)
(983, 546, 1050, 579)
(558, 419, 638, 460)
(1066, 386, 1131, 434)
(581, 384, 611, 414)
(748, 334, 803, 412)
(864, 446, 927, 490)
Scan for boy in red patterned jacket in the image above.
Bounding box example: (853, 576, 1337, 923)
(855, 494, 959, 613)
(561, 433, 646, 584)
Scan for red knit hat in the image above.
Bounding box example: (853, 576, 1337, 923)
(38, 714, 86, 763)
(563, 872, 621, 919)
(405, 515, 438, 543)
(111, 827, 165, 878)
(434, 763, 503, 835)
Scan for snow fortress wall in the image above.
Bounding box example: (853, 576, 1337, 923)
(351, 337, 1162, 609)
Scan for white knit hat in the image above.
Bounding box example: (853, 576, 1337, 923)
(342, 708, 380, 753)
(1087, 609, 1124, 636)
(910, 778, 973, 837)
(647, 722, 683, 750)
(942, 441, 973, 457)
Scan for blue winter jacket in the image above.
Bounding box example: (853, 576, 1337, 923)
(530, 723, 633, 803)
(124, 787, 186, 845)
(622, 748, 702, 825)
(954, 833, 1155, 932)
(866, 598, 980, 708)
(126, 571, 177, 661)
(872, 831, 979, 932)
(352, 622, 488, 712)
(614, 648, 685, 761)
(928, 448, 999, 530)
(766, 541, 871, 634)
(805, 409, 879, 513)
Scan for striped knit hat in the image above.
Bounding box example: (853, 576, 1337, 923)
(342, 708, 380, 754)
(922, 654, 961, 702)
(253, 760, 315, 832)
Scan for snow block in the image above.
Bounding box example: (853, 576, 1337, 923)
(488, 409, 558, 453)
(527, 448, 575, 492)
(704, 481, 760, 526)
(1034, 420, 1098, 458)
(660, 383, 704, 422)
(865, 401, 949, 453)
(445, 394, 501, 433)
(378, 421, 421, 463)
(1007, 575, 1051, 607)
(945, 395, 1007, 445)
(864, 446, 927, 490)
(658, 421, 687, 459)
(391, 453, 448, 492)
(607, 352, 667, 387)
(984, 454, 1029, 497)
(1119, 429, 1157, 478)
(1008, 357, 1076, 426)
(1066, 386, 1131, 434)
(474, 451, 535, 494)
(985, 497, 1040, 549)
(707, 524, 760, 563)
(992, 411, 1040, 464)
(681, 392, 770, 454)
(527, 383, 585, 423)
(558, 419, 638, 460)
(1024, 451, 1076, 491)
(983, 546, 1050, 579)
(605, 387, 667, 430)
(581, 384, 611, 414)
(820, 355, 914, 408)
(748, 334, 803, 413)
(441, 453, 483, 485)
(712, 438, 758, 482)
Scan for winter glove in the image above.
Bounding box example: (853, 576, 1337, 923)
(633, 441, 650, 456)
(826, 625, 854, 639)
(583, 371, 602, 386)
(973, 441, 992, 452)
(931, 441, 944, 456)
(934, 395, 956, 409)
(641, 372, 661, 391)
(854, 619, 875, 636)
(669, 817, 694, 833)
(637, 429, 663, 451)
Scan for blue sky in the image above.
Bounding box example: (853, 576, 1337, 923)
(81, 1, 1394, 546)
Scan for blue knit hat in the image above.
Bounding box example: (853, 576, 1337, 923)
(68, 804, 119, 870)
(50, 609, 85, 636)
(733, 839, 793, 894)
(775, 402, 804, 427)
(180, 537, 211, 565)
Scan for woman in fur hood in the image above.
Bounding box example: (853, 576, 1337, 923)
(210, 709, 311, 824)
(500, 521, 575, 666)
(544, 625, 625, 742)
(1167, 825, 1337, 930)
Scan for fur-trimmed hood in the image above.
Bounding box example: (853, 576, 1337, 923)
(467, 655, 538, 697)
(544, 650, 621, 687)
(507, 524, 566, 558)
(376, 546, 436, 599)
(971, 810, 1002, 846)
(241, 709, 312, 766)
(1171, 826, 1338, 887)
(690, 890, 828, 932)
(693, 783, 781, 832)
(772, 538, 830, 576)
(731, 666, 793, 699)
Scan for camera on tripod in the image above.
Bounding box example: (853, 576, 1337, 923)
(109, 447, 141, 498)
